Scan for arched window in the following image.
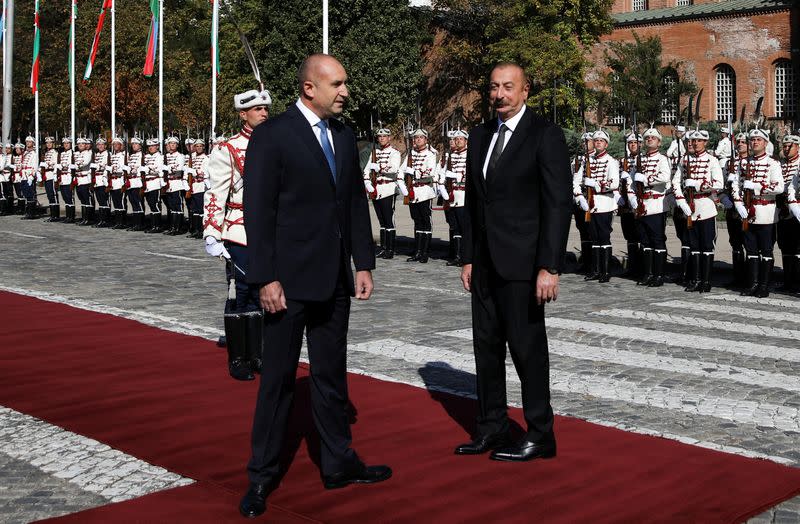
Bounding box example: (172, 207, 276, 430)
(775, 60, 796, 119)
(715, 65, 736, 122)
(661, 69, 678, 123)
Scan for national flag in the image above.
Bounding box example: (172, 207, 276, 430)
(143, 0, 159, 77)
(84, 0, 113, 82)
(30, 0, 40, 94)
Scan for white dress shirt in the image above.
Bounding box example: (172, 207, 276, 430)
(295, 98, 335, 154)
(482, 104, 526, 178)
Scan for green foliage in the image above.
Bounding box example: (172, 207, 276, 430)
(6, 0, 424, 138)
(602, 32, 695, 125)
(431, 0, 614, 127)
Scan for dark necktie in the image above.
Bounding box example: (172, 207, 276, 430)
(316, 120, 336, 182)
(487, 123, 508, 177)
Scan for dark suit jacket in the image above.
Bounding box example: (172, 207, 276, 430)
(462, 109, 573, 281)
(243, 104, 375, 301)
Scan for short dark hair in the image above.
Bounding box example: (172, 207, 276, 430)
(490, 62, 530, 86)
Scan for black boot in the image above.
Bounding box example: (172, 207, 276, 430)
(383, 229, 395, 259)
(598, 247, 611, 283)
(77, 206, 88, 225)
(446, 230, 456, 262)
(418, 233, 431, 263)
(111, 211, 125, 229)
(145, 213, 164, 233)
(579, 242, 592, 274)
(186, 211, 197, 237)
(244, 313, 264, 375)
(649, 250, 667, 287)
(684, 252, 702, 292)
(406, 232, 422, 262)
(16, 199, 25, 215)
(676, 247, 690, 285)
(584, 247, 600, 281)
(63, 206, 75, 224)
(162, 212, 174, 234)
(622, 242, 639, 278)
(726, 250, 745, 288)
(741, 256, 760, 296)
(447, 236, 463, 267)
(93, 208, 110, 228)
(45, 205, 60, 222)
(0, 199, 7, 215)
(756, 257, 774, 298)
(637, 248, 653, 285)
(21, 202, 36, 219)
(224, 314, 254, 381)
(699, 253, 714, 293)
(777, 255, 797, 292)
(167, 214, 184, 235)
(376, 229, 386, 258)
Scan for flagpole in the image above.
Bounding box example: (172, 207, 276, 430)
(158, 0, 163, 149)
(111, 0, 115, 137)
(32, 0, 39, 155)
(211, 0, 218, 139)
(1, 0, 13, 145)
(70, 0, 75, 143)
(322, 0, 328, 54)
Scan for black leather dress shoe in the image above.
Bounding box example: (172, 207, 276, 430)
(322, 464, 392, 490)
(454, 433, 511, 455)
(239, 483, 269, 518)
(490, 438, 556, 462)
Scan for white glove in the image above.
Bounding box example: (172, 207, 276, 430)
(742, 180, 761, 195)
(718, 193, 733, 209)
(583, 177, 598, 190)
(634, 173, 647, 183)
(365, 162, 380, 172)
(185, 168, 197, 176)
(734, 201, 748, 220)
(160, 165, 170, 173)
(396, 179, 409, 196)
(628, 194, 638, 211)
(403, 166, 415, 175)
(364, 179, 375, 193)
(576, 195, 589, 212)
(69, 164, 78, 170)
(89, 163, 98, 170)
(790, 203, 800, 222)
(727, 173, 737, 183)
(138, 167, 147, 175)
(437, 184, 449, 200)
(620, 171, 630, 182)
(204, 236, 230, 259)
(684, 178, 699, 189)
(613, 190, 624, 206)
(445, 170, 459, 179)
(39, 161, 47, 169)
(678, 201, 692, 217)
(122, 166, 131, 174)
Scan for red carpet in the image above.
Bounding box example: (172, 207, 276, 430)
(1, 290, 799, 523)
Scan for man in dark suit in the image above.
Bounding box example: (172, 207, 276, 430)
(454, 62, 573, 462)
(240, 54, 391, 518)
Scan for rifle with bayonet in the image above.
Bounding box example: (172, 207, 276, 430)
(368, 114, 378, 200)
(634, 118, 645, 218)
(440, 120, 452, 210)
(584, 133, 594, 223)
(403, 121, 414, 205)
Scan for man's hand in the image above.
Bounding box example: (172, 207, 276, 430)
(260, 281, 287, 314)
(536, 269, 559, 305)
(355, 270, 373, 300)
(461, 263, 472, 292)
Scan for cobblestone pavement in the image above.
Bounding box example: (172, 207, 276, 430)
(1, 214, 799, 522)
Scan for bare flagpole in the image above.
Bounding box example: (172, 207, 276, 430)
(70, 0, 75, 143)
(2, 0, 13, 144)
(111, 0, 115, 136)
(158, 0, 163, 148)
(322, 0, 328, 54)
(211, 0, 218, 138)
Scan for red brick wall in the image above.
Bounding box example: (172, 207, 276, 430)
(588, 9, 795, 125)
(612, 0, 733, 15)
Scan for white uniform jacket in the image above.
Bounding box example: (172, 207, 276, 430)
(400, 147, 438, 204)
(74, 150, 93, 186)
(732, 153, 784, 225)
(573, 150, 619, 214)
(164, 152, 186, 193)
(143, 152, 165, 192)
(127, 151, 144, 189)
(203, 125, 251, 246)
(625, 150, 671, 216)
(672, 151, 724, 222)
(363, 145, 402, 201)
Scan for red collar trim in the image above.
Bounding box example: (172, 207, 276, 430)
(754, 153, 767, 160)
(240, 125, 252, 139)
(595, 151, 607, 158)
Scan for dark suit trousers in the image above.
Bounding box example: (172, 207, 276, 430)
(247, 263, 359, 485)
(471, 240, 554, 442)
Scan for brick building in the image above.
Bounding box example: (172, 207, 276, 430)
(589, 0, 799, 128)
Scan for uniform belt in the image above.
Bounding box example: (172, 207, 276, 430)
(377, 180, 394, 185)
(227, 202, 243, 210)
(642, 192, 664, 200)
(752, 198, 776, 205)
(413, 182, 429, 188)
(694, 192, 713, 197)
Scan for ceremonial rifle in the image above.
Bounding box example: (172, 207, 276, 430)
(368, 114, 378, 200)
(684, 99, 695, 229)
(440, 120, 452, 210)
(584, 132, 593, 223)
(634, 118, 646, 218)
(403, 120, 414, 206)
(619, 115, 631, 214)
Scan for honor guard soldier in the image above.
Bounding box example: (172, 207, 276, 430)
(715, 127, 732, 166)
(777, 132, 800, 291)
(401, 128, 438, 263)
(617, 132, 642, 278)
(0, 143, 12, 215)
(574, 129, 619, 283)
(20, 137, 40, 219)
(163, 136, 187, 235)
(186, 139, 210, 239)
(203, 88, 270, 381)
(667, 125, 687, 168)
(363, 127, 402, 259)
(718, 132, 749, 287)
(74, 137, 95, 225)
(183, 138, 196, 236)
(673, 129, 724, 292)
(58, 138, 77, 223)
(125, 137, 146, 231)
(732, 128, 784, 297)
(573, 132, 595, 273)
(91, 138, 112, 228)
(108, 137, 129, 229)
(11, 142, 25, 215)
(143, 138, 166, 233)
(440, 129, 468, 266)
(41, 137, 60, 221)
(626, 127, 671, 286)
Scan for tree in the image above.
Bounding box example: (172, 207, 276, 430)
(602, 32, 696, 125)
(428, 0, 615, 127)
